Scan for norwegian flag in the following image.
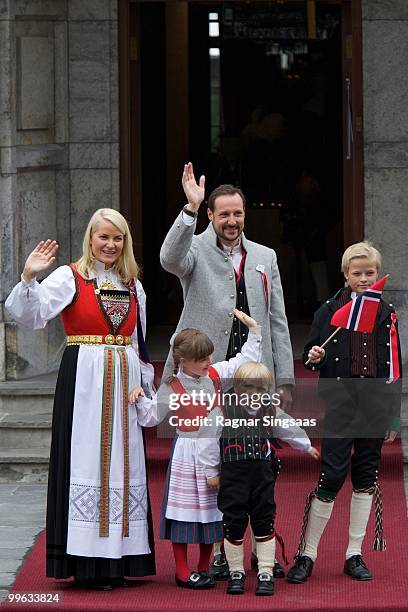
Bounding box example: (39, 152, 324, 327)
(330, 275, 389, 333)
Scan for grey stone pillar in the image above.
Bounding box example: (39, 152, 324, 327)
(0, 0, 119, 380)
(363, 0, 408, 433)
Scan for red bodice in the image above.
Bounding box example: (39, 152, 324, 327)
(61, 264, 137, 336)
(169, 366, 221, 432)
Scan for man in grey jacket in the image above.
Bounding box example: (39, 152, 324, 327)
(160, 162, 295, 396)
(160, 163, 295, 579)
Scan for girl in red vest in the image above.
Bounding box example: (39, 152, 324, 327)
(154, 311, 261, 589)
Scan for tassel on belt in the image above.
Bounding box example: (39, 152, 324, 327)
(99, 346, 130, 538)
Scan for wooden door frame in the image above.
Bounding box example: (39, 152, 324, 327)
(118, 0, 143, 262)
(118, 0, 364, 259)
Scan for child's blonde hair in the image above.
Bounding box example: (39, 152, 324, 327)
(341, 241, 381, 274)
(168, 328, 214, 381)
(76, 208, 139, 283)
(233, 362, 274, 392)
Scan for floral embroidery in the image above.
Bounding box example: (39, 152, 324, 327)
(99, 290, 130, 335)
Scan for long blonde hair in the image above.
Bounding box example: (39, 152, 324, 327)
(76, 208, 139, 283)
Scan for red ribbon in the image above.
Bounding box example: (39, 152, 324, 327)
(261, 272, 269, 307)
(388, 312, 400, 382)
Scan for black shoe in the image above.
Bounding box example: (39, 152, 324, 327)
(227, 571, 245, 595)
(175, 572, 215, 589)
(344, 555, 373, 581)
(256, 572, 275, 596)
(286, 556, 314, 584)
(273, 560, 285, 578)
(74, 577, 113, 591)
(251, 554, 285, 578)
(209, 553, 229, 580)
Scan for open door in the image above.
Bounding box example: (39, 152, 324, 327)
(119, 0, 364, 324)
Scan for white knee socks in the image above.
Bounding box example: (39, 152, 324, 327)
(213, 542, 222, 556)
(302, 497, 334, 562)
(224, 540, 244, 573)
(256, 538, 276, 576)
(346, 491, 373, 559)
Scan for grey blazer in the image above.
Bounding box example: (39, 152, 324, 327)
(160, 212, 294, 386)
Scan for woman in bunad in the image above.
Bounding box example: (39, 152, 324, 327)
(5, 208, 163, 590)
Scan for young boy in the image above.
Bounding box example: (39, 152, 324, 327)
(215, 362, 319, 596)
(287, 241, 402, 584)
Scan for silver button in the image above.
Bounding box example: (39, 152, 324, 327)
(234, 332, 238, 336)
(363, 354, 367, 358)
(386, 342, 390, 347)
(386, 361, 390, 365)
(240, 291, 243, 295)
(230, 294, 235, 299)
(333, 339, 338, 343)
(335, 357, 339, 362)
(224, 330, 229, 335)
(224, 257, 228, 262)
(387, 324, 390, 328)
(228, 312, 233, 317)
(229, 274, 233, 280)
(242, 333, 245, 337)
(363, 342, 367, 346)
(389, 303, 393, 307)
(234, 346, 237, 350)
(363, 367, 367, 371)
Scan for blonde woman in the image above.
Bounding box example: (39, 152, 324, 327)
(6, 209, 160, 590)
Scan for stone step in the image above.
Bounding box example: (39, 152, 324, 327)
(0, 449, 49, 484)
(0, 373, 56, 420)
(0, 427, 51, 450)
(0, 375, 55, 482)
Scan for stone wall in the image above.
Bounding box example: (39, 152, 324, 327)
(0, 0, 119, 380)
(363, 0, 408, 429)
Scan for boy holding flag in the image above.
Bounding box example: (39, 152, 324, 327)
(287, 242, 402, 584)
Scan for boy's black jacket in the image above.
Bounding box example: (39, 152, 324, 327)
(303, 289, 402, 424)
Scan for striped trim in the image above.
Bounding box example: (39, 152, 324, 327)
(118, 347, 130, 537)
(100, 347, 115, 537)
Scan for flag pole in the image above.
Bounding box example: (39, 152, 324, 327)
(305, 326, 342, 365)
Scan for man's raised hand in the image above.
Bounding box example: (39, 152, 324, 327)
(22, 240, 59, 283)
(182, 162, 205, 211)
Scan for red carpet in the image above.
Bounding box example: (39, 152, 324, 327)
(3, 366, 408, 611)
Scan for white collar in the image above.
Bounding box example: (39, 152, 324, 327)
(220, 237, 242, 255)
(178, 366, 207, 382)
(93, 260, 115, 276)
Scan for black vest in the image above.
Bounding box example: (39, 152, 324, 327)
(220, 402, 275, 463)
(226, 257, 251, 360)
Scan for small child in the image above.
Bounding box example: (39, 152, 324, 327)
(157, 309, 262, 589)
(287, 241, 402, 584)
(215, 362, 319, 596)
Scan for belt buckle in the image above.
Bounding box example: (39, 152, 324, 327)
(105, 334, 114, 345)
(116, 335, 124, 345)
